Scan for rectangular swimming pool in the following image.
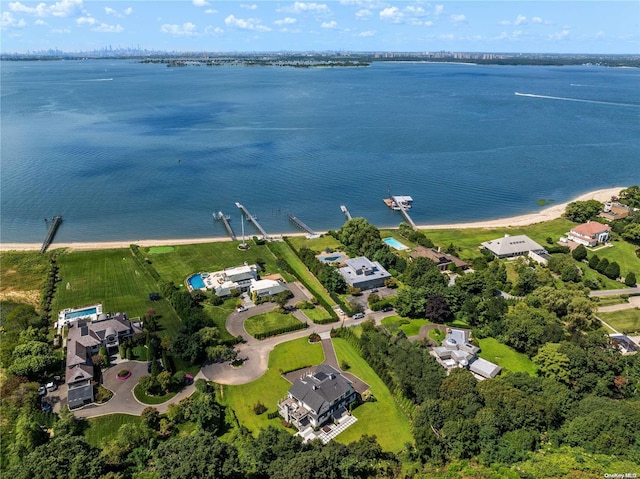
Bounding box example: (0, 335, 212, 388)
(383, 237, 408, 251)
(65, 307, 97, 320)
(188, 274, 206, 290)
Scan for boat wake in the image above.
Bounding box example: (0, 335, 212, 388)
(514, 92, 637, 108)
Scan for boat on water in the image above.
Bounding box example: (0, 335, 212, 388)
(383, 195, 413, 210)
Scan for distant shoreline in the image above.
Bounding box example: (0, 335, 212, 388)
(0, 187, 624, 252)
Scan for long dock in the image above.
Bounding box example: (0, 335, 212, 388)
(214, 211, 236, 241)
(288, 214, 317, 237)
(41, 215, 62, 254)
(340, 205, 352, 221)
(235, 202, 270, 240)
(397, 204, 417, 230)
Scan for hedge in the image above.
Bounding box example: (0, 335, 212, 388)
(130, 244, 162, 281)
(252, 322, 308, 340)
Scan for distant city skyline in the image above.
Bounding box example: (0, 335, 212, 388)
(1, 1, 638, 54)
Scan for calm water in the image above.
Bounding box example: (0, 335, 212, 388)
(1, 60, 639, 243)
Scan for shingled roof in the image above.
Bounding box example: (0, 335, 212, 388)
(288, 365, 355, 413)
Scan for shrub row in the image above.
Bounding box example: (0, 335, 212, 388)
(330, 292, 354, 316)
(130, 244, 162, 281)
(312, 316, 339, 325)
(267, 411, 280, 420)
(252, 322, 308, 340)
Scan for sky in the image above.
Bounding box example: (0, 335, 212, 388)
(1, 0, 638, 54)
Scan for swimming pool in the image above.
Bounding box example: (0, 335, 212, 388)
(65, 307, 97, 320)
(319, 253, 345, 263)
(187, 274, 206, 290)
(383, 237, 408, 250)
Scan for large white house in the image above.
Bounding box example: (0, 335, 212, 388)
(567, 221, 611, 247)
(339, 256, 391, 290)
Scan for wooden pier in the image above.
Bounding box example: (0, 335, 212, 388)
(235, 202, 270, 240)
(340, 205, 352, 221)
(41, 215, 62, 254)
(397, 204, 417, 230)
(214, 211, 236, 241)
(288, 214, 318, 238)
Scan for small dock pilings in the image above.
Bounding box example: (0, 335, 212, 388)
(214, 211, 236, 241)
(288, 214, 317, 237)
(235, 202, 270, 240)
(41, 215, 62, 254)
(398, 205, 417, 230)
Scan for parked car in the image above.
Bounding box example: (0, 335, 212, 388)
(45, 381, 57, 392)
(38, 386, 47, 396)
(381, 306, 394, 312)
(41, 401, 52, 413)
(237, 306, 248, 313)
(353, 313, 365, 320)
(370, 288, 378, 293)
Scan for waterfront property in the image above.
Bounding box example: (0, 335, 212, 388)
(57, 304, 103, 327)
(186, 263, 259, 296)
(249, 277, 289, 300)
(383, 237, 409, 251)
(65, 312, 142, 409)
(279, 364, 357, 432)
(567, 221, 612, 247)
(431, 329, 502, 380)
(600, 201, 631, 221)
(409, 246, 469, 271)
(481, 234, 547, 259)
(339, 256, 392, 290)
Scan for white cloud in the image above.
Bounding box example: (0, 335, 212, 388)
(35, 18, 47, 25)
(548, 29, 570, 40)
(274, 17, 297, 25)
(192, 0, 209, 6)
(514, 14, 527, 26)
(93, 22, 123, 33)
(205, 25, 223, 34)
(51, 27, 70, 33)
(278, 2, 329, 14)
(224, 14, 271, 32)
(76, 15, 97, 25)
(434, 4, 444, 16)
(379, 6, 401, 23)
(204, 9, 217, 14)
(161, 22, 199, 36)
(379, 5, 429, 25)
(355, 9, 371, 19)
(241, 4, 257, 10)
(1, 11, 27, 27)
(358, 30, 375, 37)
(531, 16, 542, 24)
(9, 0, 84, 18)
(449, 14, 466, 25)
(124, 7, 133, 15)
(321, 20, 337, 29)
(105, 7, 118, 16)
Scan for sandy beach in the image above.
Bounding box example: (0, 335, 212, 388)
(0, 187, 624, 252)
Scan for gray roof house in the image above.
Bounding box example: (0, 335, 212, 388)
(249, 278, 289, 299)
(431, 328, 501, 380)
(65, 313, 142, 409)
(339, 256, 391, 290)
(279, 364, 357, 431)
(481, 235, 547, 259)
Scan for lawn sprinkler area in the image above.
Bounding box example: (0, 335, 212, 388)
(383, 237, 408, 251)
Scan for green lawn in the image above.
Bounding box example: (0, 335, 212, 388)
(244, 311, 306, 338)
(301, 306, 332, 322)
(381, 315, 430, 337)
(586, 240, 640, 280)
(267, 241, 336, 307)
(429, 328, 445, 345)
(0, 250, 50, 306)
(133, 382, 177, 405)
(477, 337, 538, 376)
(287, 235, 344, 253)
(141, 242, 284, 285)
(202, 299, 238, 343)
(220, 337, 324, 433)
(84, 413, 141, 447)
(51, 249, 181, 334)
(598, 309, 640, 334)
(595, 296, 630, 307)
(332, 338, 413, 452)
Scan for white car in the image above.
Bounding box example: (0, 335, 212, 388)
(45, 381, 57, 392)
(237, 306, 248, 313)
(352, 313, 365, 320)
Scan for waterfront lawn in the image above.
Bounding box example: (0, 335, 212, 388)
(220, 337, 323, 433)
(244, 312, 305, 338)
(267, 242, 336, 307)
(143, 242, 283, 285)
(381, 315, 430, 337)
(51, 249, 181, 334)
(287, 235, 343, 253)
(586, 240, 640, 279)
(332, 338, 413, 452)
(0, 251, 50, 306)
(598, 309, 640, 334)
(84, 413, 141, 447)
(477, 337, 538, 376)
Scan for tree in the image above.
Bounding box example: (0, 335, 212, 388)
(141, 406, 160, 431)
(572, 245, 588, 261)
(533, 343, 571, 385)
(156, 370, 174, 393)
(503, 303, 565, 356)
(622, 223, 640, 245)
(604, 261, 620, 280)
(588, 254, 600, 269)
(625, 272, 637, 287)
(564, 200, 603, 223)
(8, 340, 57, 380)
(595, 257, 609, 274)
(424, 295, 453, 323)
(618, 185, 640, 209)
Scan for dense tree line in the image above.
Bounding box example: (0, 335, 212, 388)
(296, 247, 347, 294)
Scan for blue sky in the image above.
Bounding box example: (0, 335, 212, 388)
(1, 1, 638, 54)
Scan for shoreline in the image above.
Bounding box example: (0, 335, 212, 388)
(0, 187, 624, 252)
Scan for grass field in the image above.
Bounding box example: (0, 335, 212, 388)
(51, 249, 182, 334)
(598, 309, 640, 334)
(84, 413, 141, 447)
(133, 383, 177, 405)
(202, 300, 237, 343)
(332, 338, 413, 452)
(147, 246, 175, 254)
(586, 240, 640, 280)
(287, 235, 343, 253)
(381, 315, 430, 337)
(477, 337, 538, 376)
(267, 241, 336, 307)
(244, 311, 306, 337)
(301, 306, 332, 322)
(220, 337, 324, 433)
(595, 296, 629, 307)
(0, 251, 50, 307)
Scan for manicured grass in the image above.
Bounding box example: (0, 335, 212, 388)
(202, 300, 237, 343)
(429, 328, 445, 345)
(477, 337, 538, 376)
(287, 235, 344, 253)
(220, 337, 324, 433)
(332, 338, 413, 452)
(132, 345, 149, 361)
(244, 311, 305, 337)
(51, 249, 181, 334)
(267, 241, 336, 307)
(586, 239, 640, 279)
(301, 306, 332, 322)
(147, 246, 175, 254)
(133, 382, 177, 405)
(0, 251, 49, 306)
(598, 309, 640, 334)
(142, 242, 283, 285)
(84, 413, 142, 447)
(595, 296, 630, 307)
(381, 315, 430, 337)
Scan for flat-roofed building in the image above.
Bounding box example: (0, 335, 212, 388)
(339, 256, 391, 290)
